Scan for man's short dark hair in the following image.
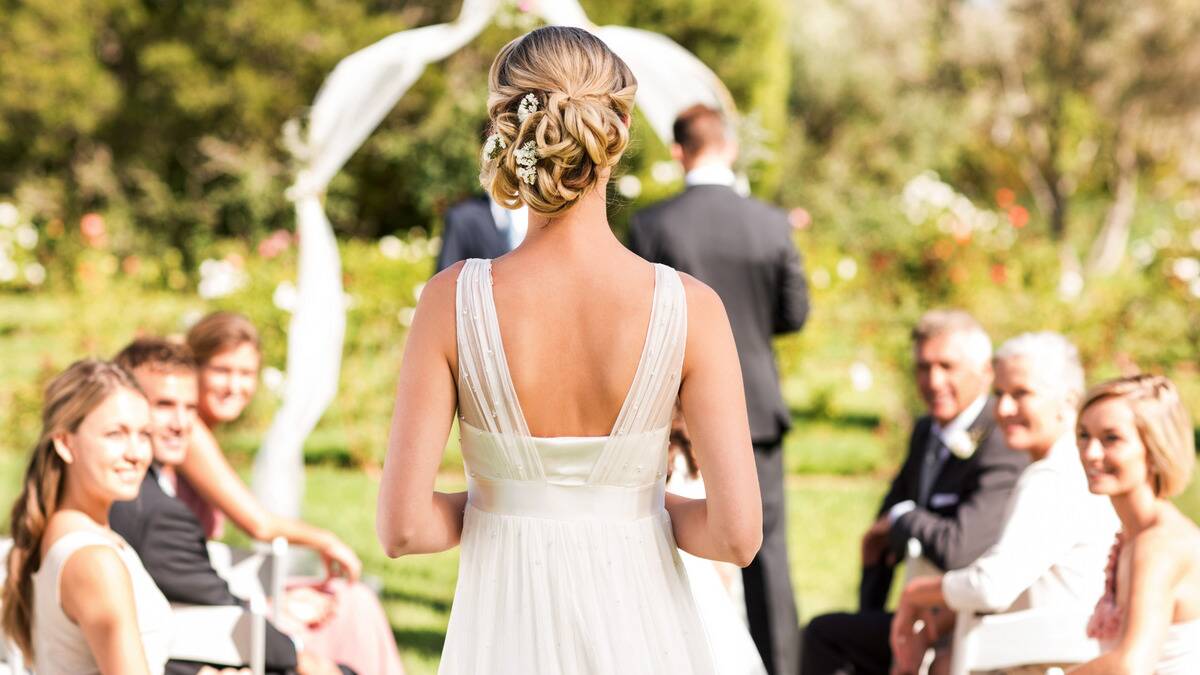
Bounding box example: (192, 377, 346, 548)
(672, 104, 729, 155)
(114, 337, 197, 375)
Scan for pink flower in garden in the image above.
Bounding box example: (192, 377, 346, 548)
(788, 207, 812, 231)
(258, 229, 292, 259)
(990, 263, 1008, 285)
(122, 255, 141, 277)
(1008, 205, 1029, 229)
(995, 187, 1016, 209)
(80, 213, 107, 247)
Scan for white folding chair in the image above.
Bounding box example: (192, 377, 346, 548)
(169, 536, 288, 675)
(903, 537, 1101, 674)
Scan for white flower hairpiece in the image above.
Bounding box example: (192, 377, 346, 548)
(481, 133, 506, 162)
(517, 93, 540, 123)
(514, 141, 539, 185)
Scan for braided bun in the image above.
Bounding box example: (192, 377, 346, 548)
(480, 26, 637, 216)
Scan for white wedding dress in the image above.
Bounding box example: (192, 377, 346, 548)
(439, 259, 716, 674)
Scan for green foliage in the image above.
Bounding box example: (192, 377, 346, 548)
(0, 0, 788, 268)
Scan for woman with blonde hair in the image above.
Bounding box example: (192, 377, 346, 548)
(376, 26, 762, 674)
(3, 360, 171, 673)
(1072, 374, 1200, 673)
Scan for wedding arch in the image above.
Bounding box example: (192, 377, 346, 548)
(254, 0, 737, 516)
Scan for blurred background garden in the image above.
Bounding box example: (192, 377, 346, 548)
(2, 0, 1200, 672)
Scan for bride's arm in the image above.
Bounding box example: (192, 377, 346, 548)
(666, 275, 762, 567)
(377, 263, 469, 557)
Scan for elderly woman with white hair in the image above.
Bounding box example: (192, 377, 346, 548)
(889, 332, 1120, 674)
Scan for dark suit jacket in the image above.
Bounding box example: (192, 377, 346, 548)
(435, 195, 512, 273)
(860, 398, 1028, 609)
(110, 469, 299, 673)
(629, 184, 809, 443)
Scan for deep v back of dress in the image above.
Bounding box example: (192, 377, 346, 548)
(438, 258, 714, 674)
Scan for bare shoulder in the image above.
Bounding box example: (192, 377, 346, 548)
(60, 542, 128, 590)
(422, 260, 468, 306)
(1128, 513, 1198, 577)
(677, 272, 728, 320)
(411, 261, 466, 346)
(60, 542, 135, 625)
(42, 511, 118, 556)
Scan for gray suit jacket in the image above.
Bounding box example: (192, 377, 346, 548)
(860, 398, 1028, 610)
(629, 184, 809, 443)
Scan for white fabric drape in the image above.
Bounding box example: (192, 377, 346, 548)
(259, 0, 734, 516)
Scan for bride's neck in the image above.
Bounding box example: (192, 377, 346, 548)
(521, 181, 621, 255)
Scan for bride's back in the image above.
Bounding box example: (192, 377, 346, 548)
(486, 245, 662, 438)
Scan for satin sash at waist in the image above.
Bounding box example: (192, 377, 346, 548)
(468, 476, 666, 521)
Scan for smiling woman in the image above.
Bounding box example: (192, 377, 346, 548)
(1, 359, 172, 674)
(1073, 375, 1200, 674)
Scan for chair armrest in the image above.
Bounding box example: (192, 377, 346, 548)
(950, 608, 1102, 675)
(169, 601, 268, 675)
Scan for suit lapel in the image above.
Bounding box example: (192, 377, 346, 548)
(928, 397, 997, 498)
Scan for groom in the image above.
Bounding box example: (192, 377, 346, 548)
(629, 104, 809, 675)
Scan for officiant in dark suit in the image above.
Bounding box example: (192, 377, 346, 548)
(801, 310, 1028, 675)
(629, 104, 809, 675)
(434, 195, 527, 272)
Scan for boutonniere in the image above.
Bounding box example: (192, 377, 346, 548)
(943, 428, 983, 460)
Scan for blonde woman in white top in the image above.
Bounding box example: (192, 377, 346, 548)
(1072, 375, 1200, 674)
(2, 360, 172, 674)
(889, 332, 1119, 673)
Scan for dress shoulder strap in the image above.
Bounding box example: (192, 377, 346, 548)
(588, 264, 687, 484)
(454, 258, 543, 479)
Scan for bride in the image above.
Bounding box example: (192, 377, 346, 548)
(375, 25, 762, 674)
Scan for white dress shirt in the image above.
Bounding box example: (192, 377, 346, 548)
(941, 433, 1119, 613)
(684, 163, 737, 188)
(488, 198, 528, 249)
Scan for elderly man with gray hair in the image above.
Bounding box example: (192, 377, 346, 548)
(888, 331, 1119, 673)
(803, 310, 1027, 675)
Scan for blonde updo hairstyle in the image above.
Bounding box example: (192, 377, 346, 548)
(1080, 374, 1196, 498)
(480, 26, 637, 216)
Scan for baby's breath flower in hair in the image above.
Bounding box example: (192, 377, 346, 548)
(517, 93, 540, 123)
(481, 133, 506, 162)
(514, 141, 539, 185)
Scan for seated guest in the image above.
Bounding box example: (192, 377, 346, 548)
(2, 360, 171, 674)
(110, 339, 350, 675)
(1072, 374, 1200, 674)
(803, 309, 1028, 675)
(889, 332, 1119, 674)
(121, 325, 404, 675)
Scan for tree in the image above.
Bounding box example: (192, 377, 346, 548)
(956, 0, 1200, 278)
